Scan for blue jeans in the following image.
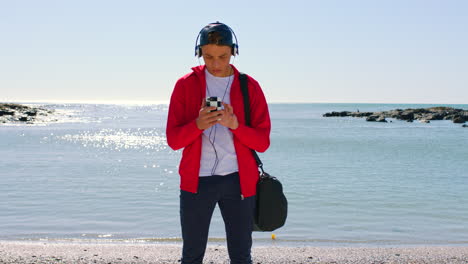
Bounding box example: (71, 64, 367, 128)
(180, 172, 255, 264)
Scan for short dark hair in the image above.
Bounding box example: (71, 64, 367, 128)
(206, 31, 225, 46)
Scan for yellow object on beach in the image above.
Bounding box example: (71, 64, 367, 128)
(271, 234, 276, 240)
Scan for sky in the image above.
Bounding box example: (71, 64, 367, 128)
(1, 0, 467, 104)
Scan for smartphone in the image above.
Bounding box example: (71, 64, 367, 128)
(205, 97, 222, 112)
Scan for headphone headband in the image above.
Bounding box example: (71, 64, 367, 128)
(194, 21, 239, 57)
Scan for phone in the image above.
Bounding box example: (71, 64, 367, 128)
(205, 97, 222, 112)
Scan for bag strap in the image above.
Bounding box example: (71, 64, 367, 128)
(239, 72, 265, 175)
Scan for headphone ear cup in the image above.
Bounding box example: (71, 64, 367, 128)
(195, 45, 202, 57)
(232, 44, 238, 56)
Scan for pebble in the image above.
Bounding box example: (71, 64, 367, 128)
(1, 241, 468, 263)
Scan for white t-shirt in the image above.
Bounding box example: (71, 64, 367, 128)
(199, 69, 239, 176)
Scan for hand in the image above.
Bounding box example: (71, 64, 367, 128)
(217, 103, 239, 130)
(196, 100, 222, 130)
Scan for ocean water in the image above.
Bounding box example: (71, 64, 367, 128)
(1, 102, 467, 246)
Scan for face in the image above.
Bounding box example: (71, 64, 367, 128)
(201, 44, 232, 77)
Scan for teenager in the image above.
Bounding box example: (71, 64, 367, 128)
(166, 21, 271, 264)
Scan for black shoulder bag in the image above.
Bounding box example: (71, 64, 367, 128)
(239, 73, 288, 232)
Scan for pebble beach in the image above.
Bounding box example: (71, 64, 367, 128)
(1, 241, 468, 264)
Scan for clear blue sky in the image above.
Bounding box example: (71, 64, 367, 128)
(1, 0, 467, 104)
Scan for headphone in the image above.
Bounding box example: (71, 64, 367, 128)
(194, 21, 239, 57)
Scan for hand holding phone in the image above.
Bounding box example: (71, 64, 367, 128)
(196, 97, 223, 130)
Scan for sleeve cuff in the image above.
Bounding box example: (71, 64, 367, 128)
(230, 122, 246, 133)
(190, 119, 204, 132)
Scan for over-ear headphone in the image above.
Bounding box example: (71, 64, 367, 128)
(194, 21, 239, 57)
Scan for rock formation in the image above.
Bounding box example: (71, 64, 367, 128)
(0, 103, 54, 124)
(323, 107, 468, 125)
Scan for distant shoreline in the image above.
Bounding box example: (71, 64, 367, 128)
(3, 102, 467, 126)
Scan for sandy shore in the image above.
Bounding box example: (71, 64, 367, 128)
(1, 241, 468, 264)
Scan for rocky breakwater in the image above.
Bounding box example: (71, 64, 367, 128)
(0, 103, 54, 124)
(323, 106, 468, 126)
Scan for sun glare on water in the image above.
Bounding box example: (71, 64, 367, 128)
(58, 128, 167, 151)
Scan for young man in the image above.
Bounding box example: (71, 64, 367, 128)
(166, 22, 271, 264)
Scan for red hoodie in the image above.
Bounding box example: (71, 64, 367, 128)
(166, 65, 271, 197)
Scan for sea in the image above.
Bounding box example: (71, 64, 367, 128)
(1, 102, 467, 247)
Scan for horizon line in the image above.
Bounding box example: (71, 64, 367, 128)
(1, 99, 468, 106)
